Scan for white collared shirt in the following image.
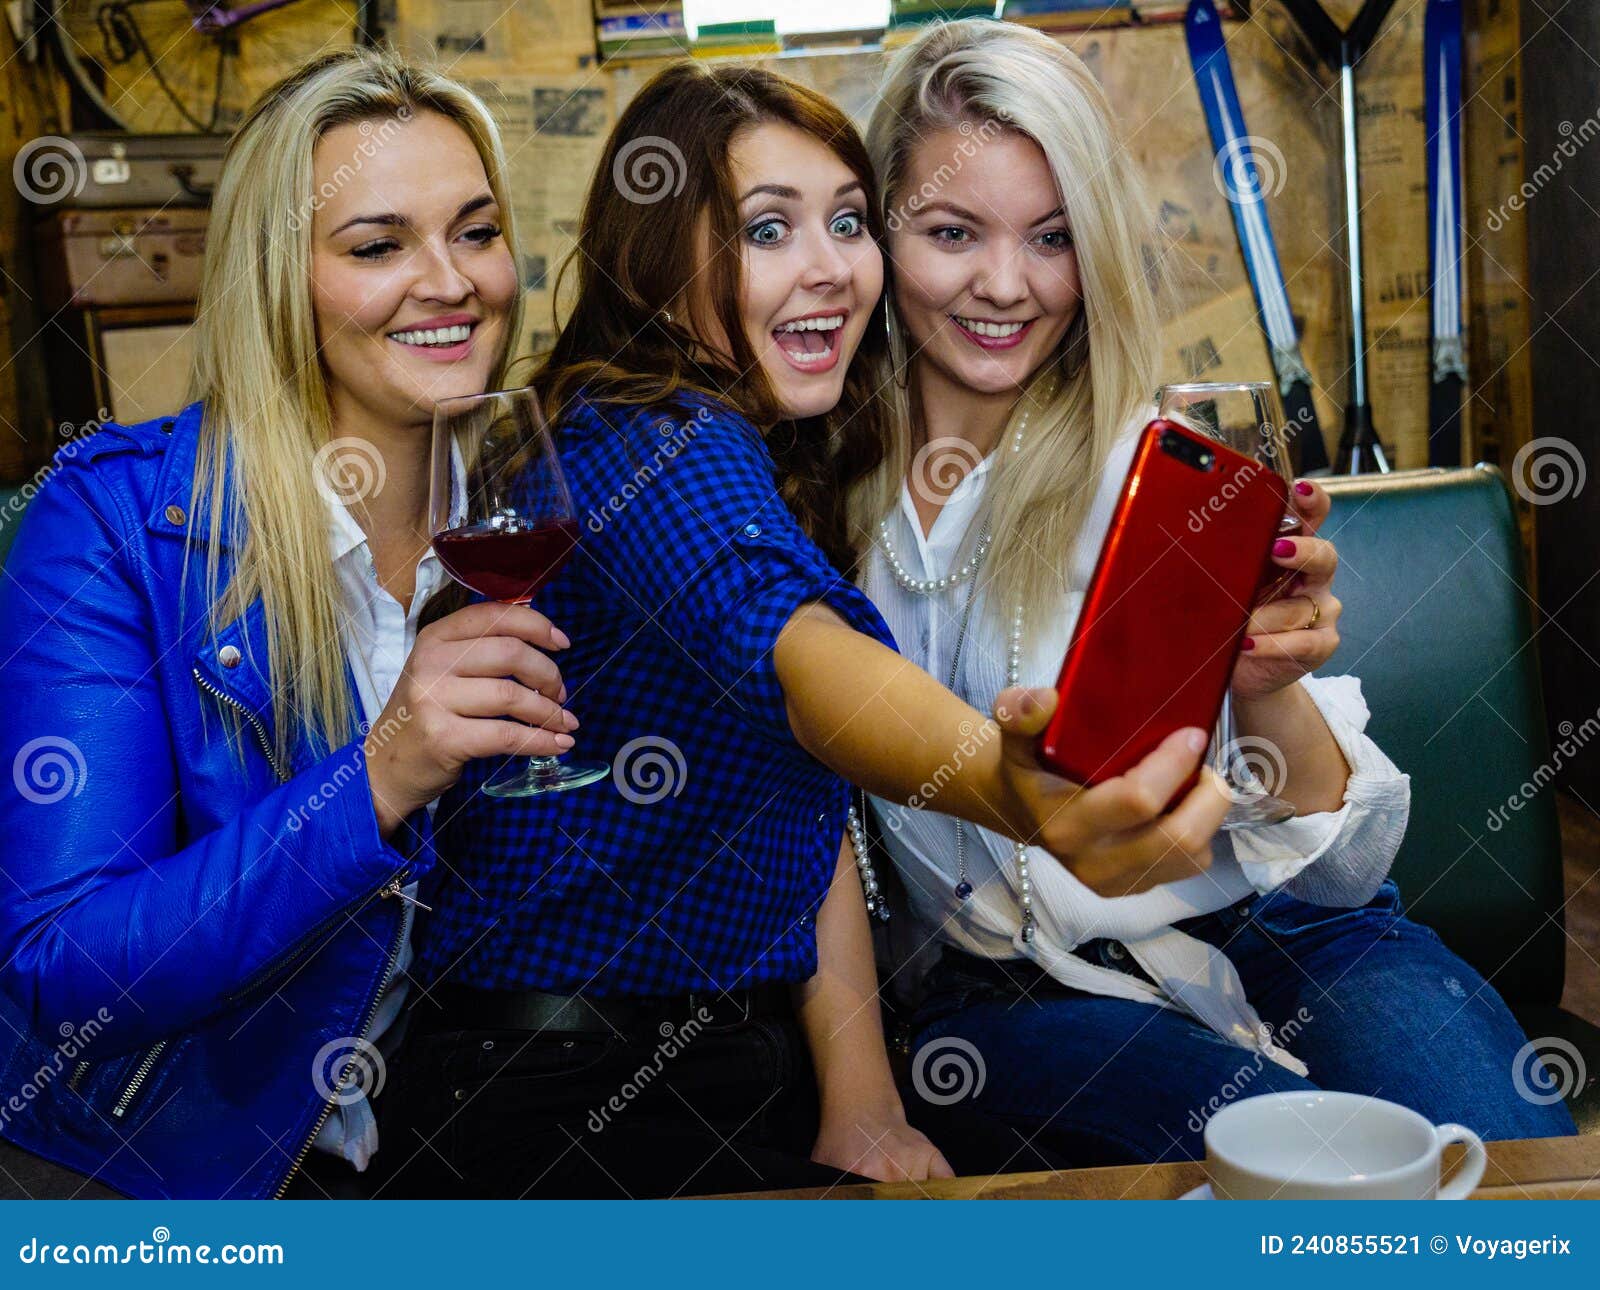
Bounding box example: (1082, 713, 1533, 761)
(862, 415, 1412, 1074)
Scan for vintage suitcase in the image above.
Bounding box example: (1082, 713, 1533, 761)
(40, 304, 197, 439)
(56, 133, 226, 209)
(37, 208, 209, 309)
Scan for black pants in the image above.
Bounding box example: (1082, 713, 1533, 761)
(386, 1002, 865, 1197)
(339, 994, 1065, 1198)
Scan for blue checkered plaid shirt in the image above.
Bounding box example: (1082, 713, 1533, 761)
(415, 393, 896, 996)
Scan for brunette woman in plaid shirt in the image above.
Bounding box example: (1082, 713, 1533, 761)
(387, 62, 1232, 1198)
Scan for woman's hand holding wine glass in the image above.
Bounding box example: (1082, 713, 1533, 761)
(1229, 477, 1342, 704)
(430, 388, 609, 797)
(364, 602, 577, 837)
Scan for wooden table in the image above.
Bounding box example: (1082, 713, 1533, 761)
(725, 1136, 1600, 1200)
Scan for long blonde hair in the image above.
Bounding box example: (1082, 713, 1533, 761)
(858, 18, 1165, 619)
(187, 47, 523, 767)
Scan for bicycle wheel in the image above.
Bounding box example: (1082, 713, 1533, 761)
(54, 0, 362, 133)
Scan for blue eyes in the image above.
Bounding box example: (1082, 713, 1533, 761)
(930, 226, 1073, 254)
(747, 219, 786, 246)
(744, 211, 867, 247)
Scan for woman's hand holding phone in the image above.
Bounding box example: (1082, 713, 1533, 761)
(1230, 477, 1343, 703)
(988, 684, 1232, 898)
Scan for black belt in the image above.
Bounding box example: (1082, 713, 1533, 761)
(417, 982, 789, 1040)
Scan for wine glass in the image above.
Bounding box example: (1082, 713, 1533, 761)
(1157, 381, 1298, 828)
(429, 390, 609, 798)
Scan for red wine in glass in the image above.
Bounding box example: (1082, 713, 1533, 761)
(433, 517, 579, 605)
(430, 390, 608, 798)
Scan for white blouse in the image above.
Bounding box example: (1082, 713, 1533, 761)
(862, 418, 1412, 1075)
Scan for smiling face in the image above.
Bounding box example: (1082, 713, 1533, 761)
(889, 127, 1081, 400)
(309, 108, 518, 433)
(713, 121, 883, 420)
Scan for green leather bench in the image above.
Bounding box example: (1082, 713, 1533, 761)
(1321, 464, 1599, 1132)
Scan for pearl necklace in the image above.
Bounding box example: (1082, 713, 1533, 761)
(848, 400, 1036, 944)
(873, 406, 1029, 598)
(875, 520, 991, 595)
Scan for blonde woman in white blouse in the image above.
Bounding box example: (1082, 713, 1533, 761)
(849, 18, 1575, 1163)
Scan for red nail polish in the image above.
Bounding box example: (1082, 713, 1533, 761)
(1295, 481, 1314, 496)
(1242, 637, 1255, 651)
(1273, 538, 1296, 558)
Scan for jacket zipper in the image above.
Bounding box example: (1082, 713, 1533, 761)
(272, 884, 411, 1198)
(67, 1060, 91, 1092)
(193, 668, 415, 1198)
(111, 1040, 167, 1118)
(192, 668, 289, 782)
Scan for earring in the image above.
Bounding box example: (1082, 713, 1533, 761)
(659, 308, 674, 325)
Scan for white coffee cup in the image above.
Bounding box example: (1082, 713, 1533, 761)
(1204, 1091, 1487, 1199)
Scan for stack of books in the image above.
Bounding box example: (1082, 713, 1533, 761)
(886, 1, 1002, 45)
(999, 0, 1244, 28)
(690, 18, 782, 58)
(594, 4, 689, 63)
(1000, 0, 1134, 28)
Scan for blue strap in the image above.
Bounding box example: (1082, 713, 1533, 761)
(1424, 0, 1465, 463)
(1186, 0, 1327, 472)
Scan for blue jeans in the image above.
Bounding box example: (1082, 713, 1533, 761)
(909, 879, 1578, 1165)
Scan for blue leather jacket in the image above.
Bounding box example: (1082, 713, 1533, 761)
(0, 402, 432, 1198)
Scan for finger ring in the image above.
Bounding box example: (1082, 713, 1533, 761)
(1297, 595, 1321, 630)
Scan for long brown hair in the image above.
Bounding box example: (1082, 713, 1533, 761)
(536, 60, 887, 572)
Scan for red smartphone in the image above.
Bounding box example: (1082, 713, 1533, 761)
(1036, 417, 1289, 809)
